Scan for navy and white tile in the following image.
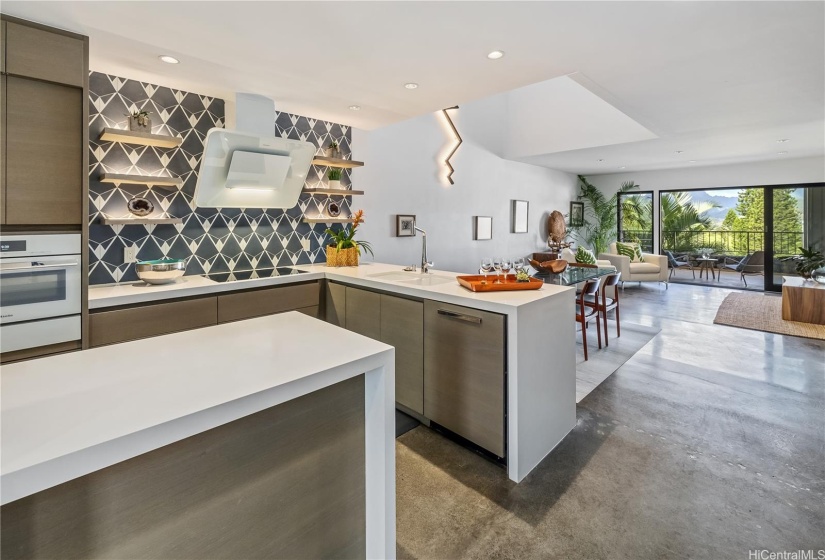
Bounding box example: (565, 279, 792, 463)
(88, 71, 353, 284)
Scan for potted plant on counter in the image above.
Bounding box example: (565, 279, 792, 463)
(328, 168, 343, 189)
(325, 209, 373, 267)
(795, 246, 825, 282)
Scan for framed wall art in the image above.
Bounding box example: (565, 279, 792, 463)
(474, 216, 493, 240)
(512, 200, 528, 233)
(396, 214, 416, 237)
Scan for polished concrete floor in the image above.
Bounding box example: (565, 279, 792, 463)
(396, 283, 824, 559)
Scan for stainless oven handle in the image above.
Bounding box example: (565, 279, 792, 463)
(0, 262, 79, 271)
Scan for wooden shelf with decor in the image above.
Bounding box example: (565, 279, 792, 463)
(99, 173, 182, 188)
(100, 216, 183, 226)
(302, 218, 360, 224)
(301, 188, 364, 196)
(310, 156, 364, 169)
(99, 128, 182, 148)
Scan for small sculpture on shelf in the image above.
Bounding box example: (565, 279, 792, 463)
(127, 110, 153, 131)
(325, 141, 341, 159)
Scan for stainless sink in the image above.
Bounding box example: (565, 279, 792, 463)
(398, 275, 454, 286)
(366, 271, 454, 286)
(366, 271, 420, 281)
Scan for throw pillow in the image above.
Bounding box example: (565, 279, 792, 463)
(575, 246, 596, 265)
(616, 242, 645, 263)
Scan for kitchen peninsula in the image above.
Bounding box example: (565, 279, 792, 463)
(1, 312, 395, 559)
(87, 262, 577, 483)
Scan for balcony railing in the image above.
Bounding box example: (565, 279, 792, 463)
(619, 229, 804, 257)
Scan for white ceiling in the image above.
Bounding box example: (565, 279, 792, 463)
(3, 1, 824, 175)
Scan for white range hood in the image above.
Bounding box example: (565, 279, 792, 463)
(193, 93, 315, 209)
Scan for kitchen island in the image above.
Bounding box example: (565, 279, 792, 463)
(89, 261, 577, 483)
(1, 312, 395, 560)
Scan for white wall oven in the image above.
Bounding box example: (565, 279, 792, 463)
(0, 234, 82, 353)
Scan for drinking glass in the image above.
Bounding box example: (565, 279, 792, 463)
(501, 258, 512, 282)
(480, 258, 493, 284)
(513, 257, 525, 275)
(493, 257, 503, 283)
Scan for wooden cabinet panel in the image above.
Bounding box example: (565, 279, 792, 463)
(1, 21, 6, 74)
(295, 305, 319, 319)
(423, 300, 506, 457)
(5, 21, 85, 86)
(345, 286, 381, 340)
(90, 298, 217, 347)
(217, 282, 319, 323)
(324, 282, 346, 327)
(380, 294, 424, 414)
(5, 76, 83, 225)
(1, 73, 6, 225)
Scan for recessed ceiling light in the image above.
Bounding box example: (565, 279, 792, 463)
(487, 50, 505, 60)
(675, 150, 684, 154)
(597, 159, 604, 162)
(777, 139, 790, 143)
(159, 55, 179, 64)
(777, 151, 788, 155)
(619, 166, 626, 169)
(348, 105, 361, 111)
(689, 160, 697, 163)
(404, 82, 419, 90)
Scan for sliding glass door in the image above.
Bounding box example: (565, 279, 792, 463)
(765, 184, 825, 291)
(618, 191, 654, 253)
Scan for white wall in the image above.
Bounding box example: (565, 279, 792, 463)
(586, 156, 825, 253)
(350, 100, 578, 274)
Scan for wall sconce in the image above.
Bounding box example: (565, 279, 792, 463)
(440, 106, 462, 185)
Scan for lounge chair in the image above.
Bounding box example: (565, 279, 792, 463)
(721, 251, 765, 286)
(665, 250, 694, 279)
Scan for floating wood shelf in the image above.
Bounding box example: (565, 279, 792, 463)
(99, 173, 183, 188)
(100, 216, 183, 226)
(301, 188, 364, 196)
(99, 128, 183, 148)
(302, 218, 360, 224)
(311, 156, 364, 169)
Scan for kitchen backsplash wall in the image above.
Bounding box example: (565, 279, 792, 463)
(88, 71, 352, 284)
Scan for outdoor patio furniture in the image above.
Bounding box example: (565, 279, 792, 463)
(665, 250, 694, 279)
(722, 250, 766, 286)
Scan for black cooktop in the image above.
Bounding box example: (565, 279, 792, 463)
(205, 268, 309, 283)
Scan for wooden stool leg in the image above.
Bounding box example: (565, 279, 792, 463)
(596, 314, 602, 349)
(581, 316, 588, 361)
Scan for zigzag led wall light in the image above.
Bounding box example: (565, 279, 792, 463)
(440, 105, 462, 185)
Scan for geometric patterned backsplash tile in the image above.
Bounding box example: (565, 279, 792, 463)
(88, 71, 354, 285)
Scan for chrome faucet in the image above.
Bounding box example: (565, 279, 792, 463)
(414, 225, 433, 274)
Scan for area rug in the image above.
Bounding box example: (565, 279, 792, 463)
(576, 321, 660, 403)
(714, 292, 825, 341)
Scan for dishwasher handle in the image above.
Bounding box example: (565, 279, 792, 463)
(437, 309, 483, 324)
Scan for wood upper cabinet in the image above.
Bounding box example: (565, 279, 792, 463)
(1, 74, 6, 225)
(344, 286, 381, 340)
(423, 300, 506, 457)
(217, 282, 320, 323)
(380, 294, 424, 415)
(4, 21, 85, 86)
(4, 76, 83, 225)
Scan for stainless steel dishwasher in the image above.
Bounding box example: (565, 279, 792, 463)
(423, 299, 506, 458)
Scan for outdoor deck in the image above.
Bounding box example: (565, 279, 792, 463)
(668, 267, 764, 290)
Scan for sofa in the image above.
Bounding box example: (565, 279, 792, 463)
(599, 243, 669, 289)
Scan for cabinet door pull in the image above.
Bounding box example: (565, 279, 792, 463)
(437, 309, 482, 324)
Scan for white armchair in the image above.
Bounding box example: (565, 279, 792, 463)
(599, 243, 669, 289)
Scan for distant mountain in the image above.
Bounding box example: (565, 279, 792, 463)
(682, 190, 739, 225)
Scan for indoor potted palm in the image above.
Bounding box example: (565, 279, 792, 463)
(325, 209, 373, 267)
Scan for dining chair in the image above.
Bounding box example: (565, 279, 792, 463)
(585, 272, 622, 347)
(576, 278, 602, 361)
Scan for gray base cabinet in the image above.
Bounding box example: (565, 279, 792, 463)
(423, 300, 506, 457)
(380, 295, 424, 414)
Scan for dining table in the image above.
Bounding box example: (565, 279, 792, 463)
(532, 265, 618, 287)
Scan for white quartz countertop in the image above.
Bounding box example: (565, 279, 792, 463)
(90, 262, 572, 314)
(0, 312, 394, 505)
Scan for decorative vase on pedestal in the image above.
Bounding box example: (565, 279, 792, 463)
(326, 245, 359, 267)
(128, 115, 152, 131)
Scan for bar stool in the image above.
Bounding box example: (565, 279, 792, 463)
(596, 273, 622, 346)
(576, 278, 602, 361)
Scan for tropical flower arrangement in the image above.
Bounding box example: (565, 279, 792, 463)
(325, 209, 373, 266)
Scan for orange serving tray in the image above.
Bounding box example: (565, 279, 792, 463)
(456, 275, 544, 292)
